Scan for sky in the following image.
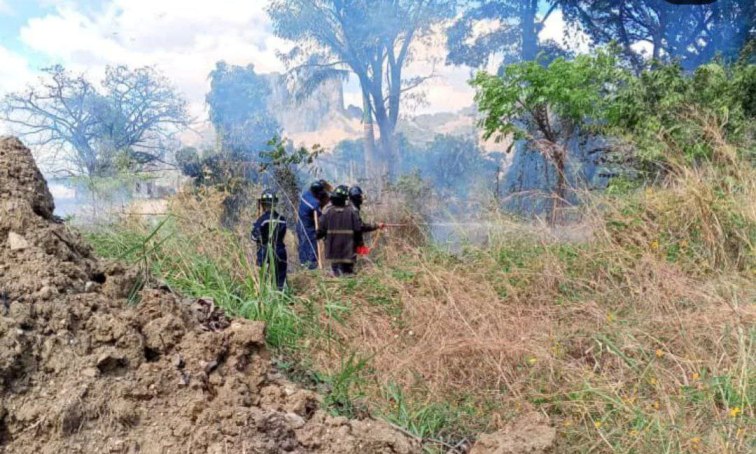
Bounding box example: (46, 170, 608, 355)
(0, 0, 577, 132)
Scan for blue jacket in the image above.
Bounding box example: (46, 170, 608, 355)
(297, 190, 321, 238)
(251, 210, 287, 264)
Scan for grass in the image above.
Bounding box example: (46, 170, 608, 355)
(85, 191, 304, 350)
(81, 118, 754, 452)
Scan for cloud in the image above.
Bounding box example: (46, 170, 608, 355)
(19, 0, 290, 122)
(0, 45, 34, 134)
(0, 1, 11, 15)
(0, 45, 32, 90)
(13, 1, 594, 131)
(540, 10, 591, 54)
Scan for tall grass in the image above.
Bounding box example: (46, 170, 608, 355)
(292, 117, 754, 452)
(82, 117, 753, 452)
(85, 189, 304, 349)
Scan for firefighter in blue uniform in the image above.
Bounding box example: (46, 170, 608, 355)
(251, 189, 287, 290)
(297, 180, 330, 269)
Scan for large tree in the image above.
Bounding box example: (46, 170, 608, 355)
(267, 0, 455, 180)
(206, 62, 281, 159)
(446, 0, 564, 68)
(561, 0, 755, 71)
(1, 65, 189, 177)
(472, 50, 625, 221)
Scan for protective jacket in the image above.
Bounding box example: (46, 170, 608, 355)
(251, 210, 287, 289)
(316, 205, 362, 264)
(296, 190, 322, 268)
(350, 205, 378, 247)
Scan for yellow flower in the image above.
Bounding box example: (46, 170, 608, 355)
(606, 313, 615, 322)
(691, 373, 700, 381)
(655, 349, 664, 358)
(650, 240, 660, 251)
(649, 377, 658, 385)
(629, 429, 639, 437)
(594, 421, 602, 429)
(729, 407, 741, 418)
(690, 437, 701, 444)
(527, 357, 537, 365)
(653, 401, 660, 410)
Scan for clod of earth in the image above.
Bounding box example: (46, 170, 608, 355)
(0, 136, 421, 453)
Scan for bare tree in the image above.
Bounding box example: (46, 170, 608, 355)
(1, 65, 190, 176)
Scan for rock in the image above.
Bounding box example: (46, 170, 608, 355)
(82, 368, 99, 378)
(470, 412, 556, 454)
(285, 413, 306, 429)
(7, 232, 29, 251)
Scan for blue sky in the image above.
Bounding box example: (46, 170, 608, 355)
(0, 0, 578, 135)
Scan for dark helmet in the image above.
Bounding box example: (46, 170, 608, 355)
(331, 185, 349, 206)
(348, 186, 364, 207)
(310, 179, 330, 198)
(259, 189, 278, 206)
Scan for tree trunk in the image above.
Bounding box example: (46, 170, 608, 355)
(550, 144, 567, 224)
(521, 0, 539, 61)
(361, 90, 377, 182)
(376, 116, 398, 181)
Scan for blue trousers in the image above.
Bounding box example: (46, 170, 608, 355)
(257, 247, 287, 290)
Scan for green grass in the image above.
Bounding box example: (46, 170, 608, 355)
(85, 218, 304, 350)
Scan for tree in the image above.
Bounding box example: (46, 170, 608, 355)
(447, 0, 564, 68)
(268, 0, 455, 179)
(206, 62, 281, 159)
(561, 0, 755, 71)
(1, 65, 189, 177)
(472, 50, 625, 221)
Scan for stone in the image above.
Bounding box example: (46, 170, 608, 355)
(8, 232, 30, 251)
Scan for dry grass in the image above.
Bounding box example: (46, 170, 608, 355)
(86, 118, 754, 452)
(292, 123, 755, 451)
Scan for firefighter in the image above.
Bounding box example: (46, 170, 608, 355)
(316, 185, 362, 276)
(348, 185, 385, 233)
(251, 189, 287, 290)
(297, 180, 330, 269)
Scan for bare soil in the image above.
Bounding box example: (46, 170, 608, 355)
(0, 137, 420, 454)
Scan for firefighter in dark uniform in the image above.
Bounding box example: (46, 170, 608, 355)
(349, 186, 385, 232)
(297, 180, 330, 269)
(251, 189, 288, 290)
(316, 185, 363, 276)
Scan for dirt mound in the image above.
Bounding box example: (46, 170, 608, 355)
(0, 137, 419, 453)
(470, 412, 555, 454)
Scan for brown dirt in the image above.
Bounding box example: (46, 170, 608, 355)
(469, 412, 555, 454)
(0, 136, 419, 454)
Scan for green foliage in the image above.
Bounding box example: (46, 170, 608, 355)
(474, 48, 755, 177)
(606, 61, 756, 167)
(473, 49, 625, 143)
(381, 384, 492, 449)
(322, 353, 369, 418)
